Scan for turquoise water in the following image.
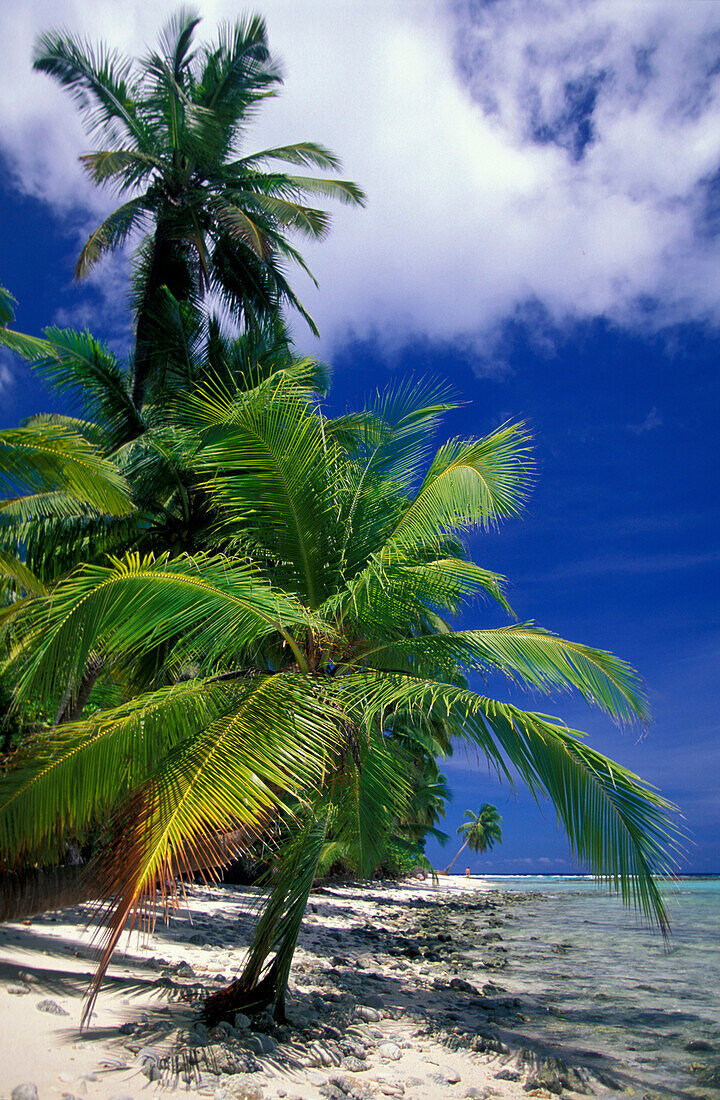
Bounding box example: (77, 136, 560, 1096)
(471, 876, 720, 1096)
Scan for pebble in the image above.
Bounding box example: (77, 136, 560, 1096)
(342, 1055, 370, 1072)
(378, 1042, 402, 1061)
(355, 1005, 381, 1022)
(7, 983, 30, 995)
(36, 998, 69, 1015)
(11, 1086, 39, 1100)
(246, 1033, 276, 1055)
(328, 1077, 356, 1096)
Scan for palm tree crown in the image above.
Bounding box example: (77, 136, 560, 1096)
(460, 804, 502, 852)
(33, 9, 365, 405)
(443, 804, 502, 874)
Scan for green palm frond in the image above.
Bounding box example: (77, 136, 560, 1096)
(341, 671, 679, 929)
(0, 285, 17, 326)
(32, 31, 151, 149)
(75, 196, 152, 278)
(15, 551, 314, 702)
(0, 677, 241, 867)
(193, 382, 334, 606)
(0, 550, 47, 599)
(78, 148, 161, 189)
(84, 672, 340, 1021)
(0, 426, 133, 515)
(363, 626, 648, 724)
(0, 326, 142, 445)
(381, 422, 534, 560)
(237, 142, 342, 171)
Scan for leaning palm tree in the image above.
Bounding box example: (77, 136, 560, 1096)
(443, 804, 502, 874)
(0, 377, 679, 1025)
(34, 9, 365, 405)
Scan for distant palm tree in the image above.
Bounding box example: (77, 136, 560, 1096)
(34, 10, 365, 405)
(444, 804, 502, 874)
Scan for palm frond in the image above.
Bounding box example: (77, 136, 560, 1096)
(340, 671, 679, 930)
(76, 197, 152, 279)
(237, 142, 342, 171)
(15, 551, 313, 702)
(0, 550, 47, 599)
(0, 677, 241, 867)
(83, 673, 339, 1020)
(0, 426, 133, 515)
(32, 32, 150, 149)
(364, 625, 649, 724)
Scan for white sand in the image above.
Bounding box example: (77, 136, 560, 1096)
(0, 876, 584, 1100)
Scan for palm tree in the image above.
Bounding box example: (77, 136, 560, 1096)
(34, 10, 365, 405)
(0, 377, 680, 1024)
(443, 804, 502, 874)
(0, 301, 328, 581)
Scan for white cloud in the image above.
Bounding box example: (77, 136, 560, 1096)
(3, 1, 720, 364)
(628, 406, 663, 434)
(0, 352, 14, 392)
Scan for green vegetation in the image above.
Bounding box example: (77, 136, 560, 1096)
(0, 8, 679, 1028)
(443, 804, 503, 874)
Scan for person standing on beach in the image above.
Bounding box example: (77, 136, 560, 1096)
(466, 868, 471, 877)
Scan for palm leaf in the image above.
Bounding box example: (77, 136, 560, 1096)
(340, 671, 679, 930)
(0, 426, 133, 515)
(15, 551, 313, 702)
(0, 677, 241, 867)
(83, 673, 340, 1020)
(363, 625, 649, 724)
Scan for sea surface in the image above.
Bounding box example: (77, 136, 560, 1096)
(470, 875, 720, 1097)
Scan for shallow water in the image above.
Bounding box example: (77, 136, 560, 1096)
(471, 875, 720, 1096)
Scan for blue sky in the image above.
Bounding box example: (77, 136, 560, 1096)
(0, 0, 718, 873)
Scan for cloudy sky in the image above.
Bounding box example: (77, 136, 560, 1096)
(1, 0, 718, 875)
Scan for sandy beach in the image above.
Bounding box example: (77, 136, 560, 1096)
(0, 875, 629, 1100)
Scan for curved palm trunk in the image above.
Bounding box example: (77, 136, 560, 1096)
(0, 863, 98, 922)
(0, 826, 250, 925)
(204, 811, 329, 1024)
(54, 654, 106, 726)
(443, 837, 469, 875)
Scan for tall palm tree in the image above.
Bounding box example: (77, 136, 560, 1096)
(34, 10, 365, 405)
(443, 804, 502, 874)
(0, 377, 679, 1024)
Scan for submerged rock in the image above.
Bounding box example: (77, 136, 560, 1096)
(685, 1039, 714, 1052)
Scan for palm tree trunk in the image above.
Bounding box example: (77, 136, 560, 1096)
(54, 654, 106, 726)
(131, 220, 194, 409)
(203, 810, 329, 1024)
(0, 864, 99, 922)
(443, 838, 469, 875)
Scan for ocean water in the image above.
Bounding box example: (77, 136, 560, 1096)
(471, 875, 720, 1097)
